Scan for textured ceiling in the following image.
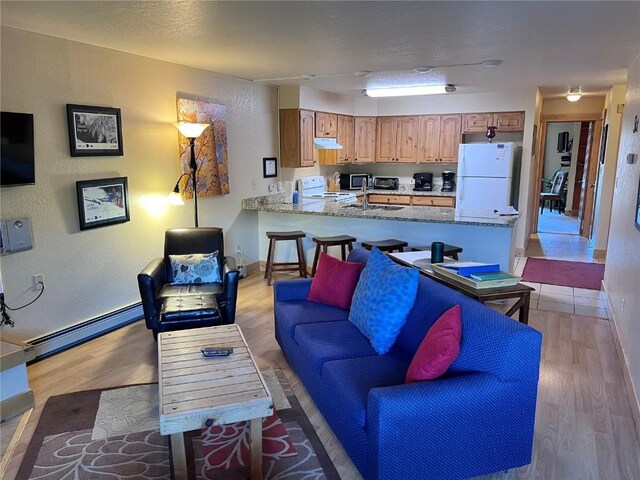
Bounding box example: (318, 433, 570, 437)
(1, 1, 639, 98)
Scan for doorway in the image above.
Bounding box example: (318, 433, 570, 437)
(532, 114, 602, 240)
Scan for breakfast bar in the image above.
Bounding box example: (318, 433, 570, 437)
(243, 192, 520, 272)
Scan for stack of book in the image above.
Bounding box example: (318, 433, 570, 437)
(430, 262, 521, 289)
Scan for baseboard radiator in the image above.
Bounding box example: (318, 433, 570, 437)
(25, 303, 143, 362)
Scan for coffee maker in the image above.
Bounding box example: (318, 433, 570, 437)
(413, 172, 433, 191)
(441, 171, 456, 192)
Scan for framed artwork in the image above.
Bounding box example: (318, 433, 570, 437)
(263, 157, 277, 178)
(66, 104, 123, 157)
(635, 176, 640, 232)
(76, 177, 130, 230)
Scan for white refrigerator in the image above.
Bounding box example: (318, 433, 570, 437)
(455, 142, 517, 216)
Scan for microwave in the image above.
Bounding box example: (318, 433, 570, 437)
(340, 173, 373, 190)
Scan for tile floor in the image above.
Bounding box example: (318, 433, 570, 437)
(514, 232, 608, 319)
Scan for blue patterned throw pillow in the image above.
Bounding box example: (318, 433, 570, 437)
(348, 247, 419, 354)
(169, 252, 222, 284)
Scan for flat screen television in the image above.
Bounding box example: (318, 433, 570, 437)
(1, 111, 35, 187)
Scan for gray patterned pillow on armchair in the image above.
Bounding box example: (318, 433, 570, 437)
(169, 252, 222, 284)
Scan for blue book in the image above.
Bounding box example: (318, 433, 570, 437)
(447, 263, 500, 276)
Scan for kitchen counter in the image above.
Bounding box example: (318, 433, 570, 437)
(242, 193, 517, 227)
(243, 192, 520, 272)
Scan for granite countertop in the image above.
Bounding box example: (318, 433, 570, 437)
(242, 193, 519, 228)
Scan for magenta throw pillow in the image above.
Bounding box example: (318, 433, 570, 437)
(405, 304, 462, 383)
(307, 252, 362, 310)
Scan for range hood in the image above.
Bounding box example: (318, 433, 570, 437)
(314, 138, 343, 149)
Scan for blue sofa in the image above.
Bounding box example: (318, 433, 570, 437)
(274, 248, 542, 480)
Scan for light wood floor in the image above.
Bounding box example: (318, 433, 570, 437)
(4, 270, 640, 480)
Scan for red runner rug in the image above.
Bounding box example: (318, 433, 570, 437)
(522, 258, 604, 290)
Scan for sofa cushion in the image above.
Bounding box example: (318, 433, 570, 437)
(349, 248, 419, 354)
(322, 353, 411, 429)
(307, 252, 362, 309)
(293, 321, 378, 375)
(275, 301, 349, 338)
(406, 305, 462, 383)
(169, 252, 222, 284)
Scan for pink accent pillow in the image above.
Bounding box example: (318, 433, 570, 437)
(307, 252, 362, 310)
(405, 304, 462, 383)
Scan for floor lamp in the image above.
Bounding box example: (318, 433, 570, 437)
(169, 121, 210, 227)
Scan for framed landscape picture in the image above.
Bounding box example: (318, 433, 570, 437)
(76, 177, 130, 230)
(67, 104, 123, 156)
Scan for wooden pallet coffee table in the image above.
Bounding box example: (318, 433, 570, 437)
(158, 324, 273, 479)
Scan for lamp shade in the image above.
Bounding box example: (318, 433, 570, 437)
(174, 121, 210, 138)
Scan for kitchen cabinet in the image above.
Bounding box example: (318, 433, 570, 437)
(280, 109, 316, 168)
(315, 112, 337, 138)
(412, 196, 455, 207)
(463, 112, 525, 133)
(368, 194, 412, 205)
(376, 116, 419, 163)
(354, 116, 376, 163)
(319, 114, 354, 165)
(417, 114, 462, 163)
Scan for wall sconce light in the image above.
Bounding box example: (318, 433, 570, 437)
(363, 84, 456, 98)
(171, 121, 210, 227)
(566, 87, 582, 102)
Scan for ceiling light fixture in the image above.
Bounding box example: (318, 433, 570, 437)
(566, 87, 582, 102)
(363, 84, 456, 98)
(354, 70, 373, 77)
(413, 66, 434, 73)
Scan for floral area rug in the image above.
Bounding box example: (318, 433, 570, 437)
(16, 369, 339, 479)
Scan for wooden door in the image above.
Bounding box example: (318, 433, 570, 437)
(417, 115, 441, 163)
(376, 117, 397, 162)
(354, 117, 376, 163)
(580, 120, 602, 237)
(439, 115, 462, 163)
(336, 115, 354, 164)
(300, 110, 315, 167)
(395, 116, 419, 162)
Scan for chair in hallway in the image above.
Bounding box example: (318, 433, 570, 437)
(540, 170, 568, 214)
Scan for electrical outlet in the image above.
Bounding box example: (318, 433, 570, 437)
(33, 274, 44, 291)
(251, 180, 257, 190)
(235, 244, 241, 255)
(268, 183, 276, 193)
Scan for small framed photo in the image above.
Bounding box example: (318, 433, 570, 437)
(66, 104, 123, 157)
(76, 177, 130, 230)
(263, 157, 277, 178)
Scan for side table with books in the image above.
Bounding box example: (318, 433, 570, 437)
(388, 252, 534, 325)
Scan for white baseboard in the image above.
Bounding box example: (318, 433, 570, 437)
(25, 304, 143, 361)
(603, 286, 640, 444)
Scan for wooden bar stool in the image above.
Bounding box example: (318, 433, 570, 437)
(264, 230, 307, 285)
(361, 239, 408, 253)
(412, 243, 463, 260)
(311, 235, 357, 276)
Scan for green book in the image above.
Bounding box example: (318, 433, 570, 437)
(469, 271, 519, 282)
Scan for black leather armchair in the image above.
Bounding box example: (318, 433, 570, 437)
(137, 228, 239, 336)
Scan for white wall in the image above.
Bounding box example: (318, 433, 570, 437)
(543, 122, 575, 179)
(603, 55, 640, 431)
(543, 97, 606, 115)
(592, 85, 626, 253)
(0, 27, 278, 340)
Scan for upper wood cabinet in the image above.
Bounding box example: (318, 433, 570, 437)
(315, 112, 338, 137)
(337, 115, 354, 164)
(354, 116, 376, 164)
(280, 109, 316, 168)
(417, 114, 462, 164)
(462, 111, 525, 133)
(319, 114, 354, 165)
(376, 116, 419, 163)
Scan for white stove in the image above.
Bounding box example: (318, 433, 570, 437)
(298, 176, 357, 202)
